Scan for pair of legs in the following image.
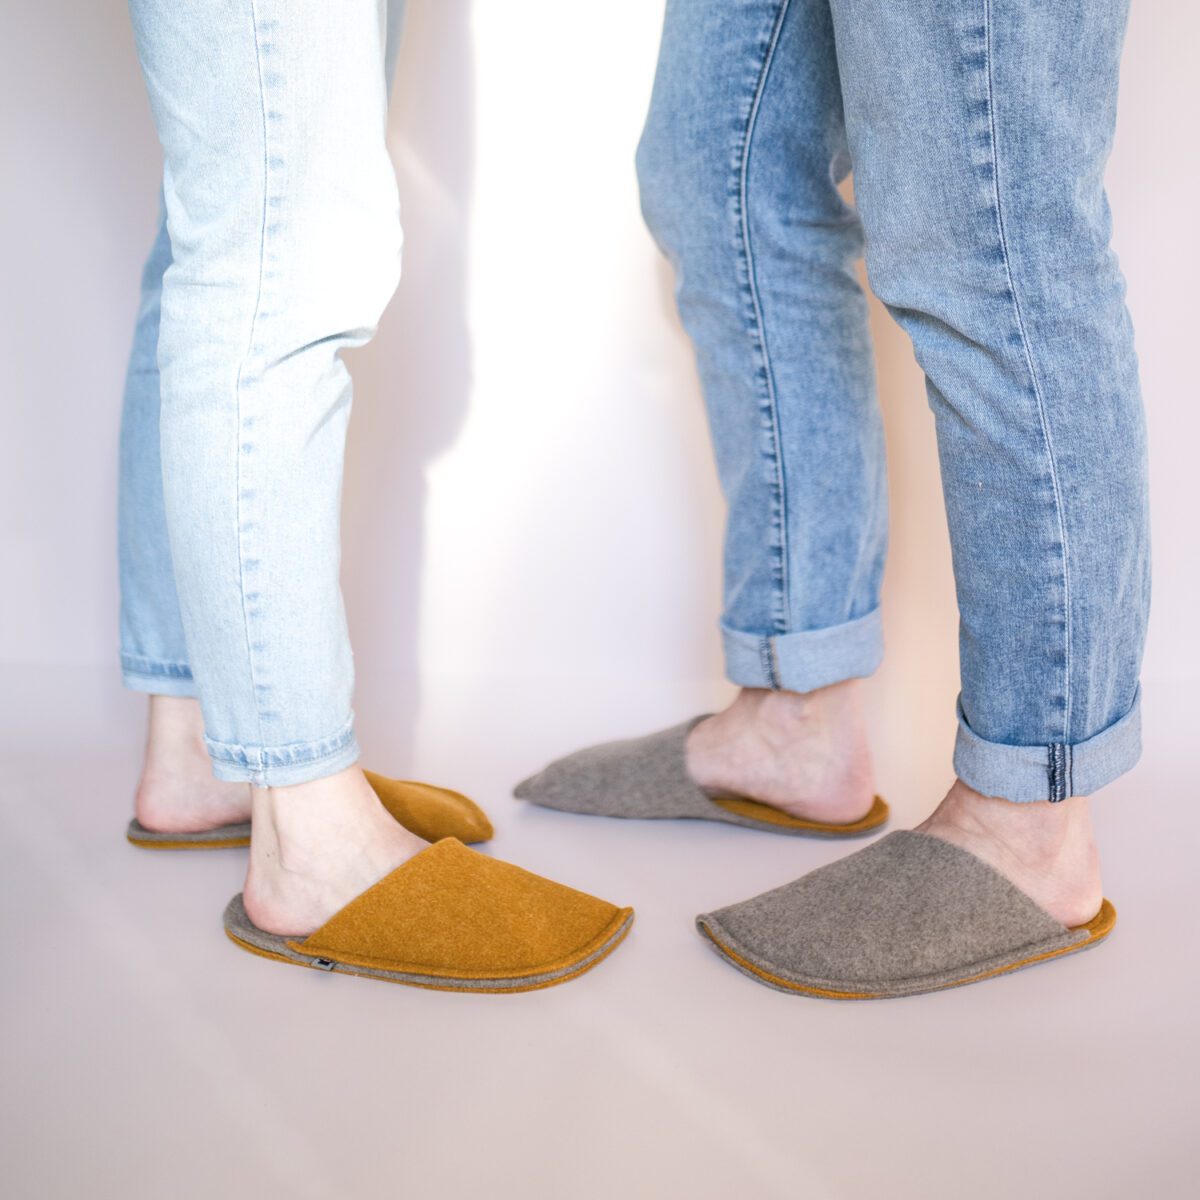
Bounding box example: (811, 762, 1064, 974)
(634, 0, 1147, 919)
(121, 0, 423, 934)
(121, 0, 1147, 984)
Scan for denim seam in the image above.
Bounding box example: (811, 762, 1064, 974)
(982, 0, 1073, 748)
(1048, 742, 1066, 802)
(205, 717, 356, 771)
(234, 0, 274, 752)
(758, 636, 780, 690)
(734, 0, 794, 640)
(120, 654, 193, 679)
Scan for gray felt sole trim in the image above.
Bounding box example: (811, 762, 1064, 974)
(127, 818, 251, 848)
(696, 903, 1114, 1000)
(223, 894, 635, 993)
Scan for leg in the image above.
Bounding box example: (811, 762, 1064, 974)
(641, 0, 884, 821)
(130, 0, 399, 783)
(120, 2, 634, 987)
(128, 0, 422, 929)
(696, 4, 1146, 987)
(119, 202, 254, 830)
(119, 3, 412, 833)
(828, 0, 1146, 920)
(118, 203, 192, 701)
(518, 0, 886, 823)
(638, 0, 885, 690)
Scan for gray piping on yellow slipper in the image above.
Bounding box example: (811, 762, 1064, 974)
(514, 716, 888, 837)
(127, 818, 252, 850)
(697, 830, 1115, 999)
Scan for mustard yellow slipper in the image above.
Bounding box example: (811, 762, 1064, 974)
(515, 717, 888, 837)
(127, 770, 492, 850)
(223, 838, 634, 993)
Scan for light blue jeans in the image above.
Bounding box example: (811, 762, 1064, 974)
(637, 0, 1149, 802)
(119, 0, 406, 785)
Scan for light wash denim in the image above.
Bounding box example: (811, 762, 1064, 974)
(119, 0, 407, 785)
(636, 0, 1149, 802)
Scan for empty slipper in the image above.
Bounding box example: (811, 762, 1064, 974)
(127, 769, 493, 850)
(515, 717, 888, 837)
(697, 830, 1115, 999)
(224, 838, 633, 993)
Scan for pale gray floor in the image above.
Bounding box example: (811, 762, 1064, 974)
(1, 664, 1195, 1200)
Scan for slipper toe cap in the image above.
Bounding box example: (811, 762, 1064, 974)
(514, 719, 707, 818)
(512, 746, 622, 814)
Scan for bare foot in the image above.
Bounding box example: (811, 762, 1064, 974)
(918, 779, 1103, 927)
(685, 682, 875, 824)
(242, 766, 428, 936)
(135, 695, 251, 832)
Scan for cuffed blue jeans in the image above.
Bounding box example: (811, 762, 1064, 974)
(119, 0, 407, 785)
(636, 0, 1149, 802)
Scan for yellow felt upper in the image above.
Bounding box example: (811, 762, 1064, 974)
(290, 838, 631, 979)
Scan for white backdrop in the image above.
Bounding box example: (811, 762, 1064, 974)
(2, 1, 1195, 787)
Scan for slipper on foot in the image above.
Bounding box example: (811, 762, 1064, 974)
(224, 838, 633, 993)
(127, 770, 493, 850)
(515, 717, 888, 837)
(697, 830, 1115, 999)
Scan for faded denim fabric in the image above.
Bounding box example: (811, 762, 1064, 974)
(119, 0, 407, 785)
(636, 0, 1149, 802)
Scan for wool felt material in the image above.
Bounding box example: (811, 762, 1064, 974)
(224, 837, 634, 993)
(515, 717, 888, 837)
(127, 769, 493, 850)
(697, 830, 1116, 999)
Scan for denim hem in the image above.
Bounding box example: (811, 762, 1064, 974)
(205, 715, 360, 787)
(720, 607, 884, 693)
(953, 687, 1142, 803)
(120, 653, 197, 698)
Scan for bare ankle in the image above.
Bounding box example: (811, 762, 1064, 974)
(920, 780, 1102, 927)
(135, 696, 251, 832)
(250, 769, 389, 867)
(926, 781, 1096, 854)
(726, 679, 863, 731)
(244, 768, 426, 936)
(144, 695, 208, 762)
(687, 680, 875, 821)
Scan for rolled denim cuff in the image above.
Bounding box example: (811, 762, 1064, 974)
(120, 654, 198, 698)
(720, 607, 884, 693)
(953, 687, 1142, 803)
(205, 715, 361, 787)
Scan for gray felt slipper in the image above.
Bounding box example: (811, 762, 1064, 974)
(515, 717, 889, 837)
(697, 830, 1116, 999)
